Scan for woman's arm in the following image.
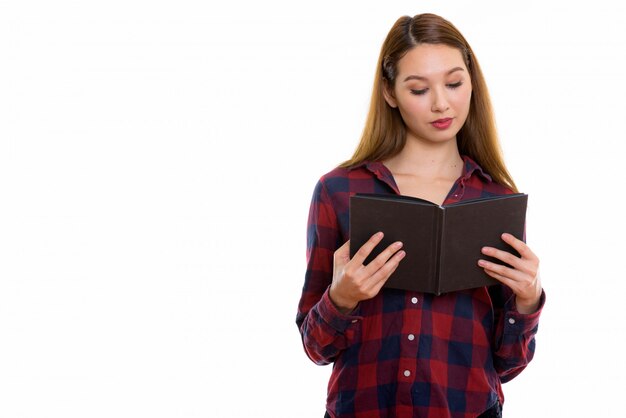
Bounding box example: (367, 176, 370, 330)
(479, 233, 545, 381)
(296, 179, 358, 365)
(296, 179, 404, 365)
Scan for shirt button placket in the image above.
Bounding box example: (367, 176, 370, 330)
(401, 295, 419, 381)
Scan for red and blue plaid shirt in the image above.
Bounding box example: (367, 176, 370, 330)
(297, 155, 545, 418)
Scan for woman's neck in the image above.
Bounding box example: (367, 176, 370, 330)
(382, 137, 463, 180)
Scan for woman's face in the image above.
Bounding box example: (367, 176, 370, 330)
(383, 43, 472, 144)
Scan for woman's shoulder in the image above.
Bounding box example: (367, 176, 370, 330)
(316, 161, 376, 188)
(486, 181, 516, 196)
(307, 162, 382, 207)
(318, 165, 352, 182)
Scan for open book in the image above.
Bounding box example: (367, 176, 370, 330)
(349, 193, 528, 295)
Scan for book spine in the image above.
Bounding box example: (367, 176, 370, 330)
(433, 209, 444, 295)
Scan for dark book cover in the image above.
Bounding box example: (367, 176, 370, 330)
(349, 193, 528, 295)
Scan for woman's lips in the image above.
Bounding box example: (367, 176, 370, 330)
(431, 118, 453, 129)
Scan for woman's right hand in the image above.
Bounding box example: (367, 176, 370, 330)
(329, 232, 405, 314)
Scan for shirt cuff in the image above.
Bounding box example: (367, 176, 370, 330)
(503, 289, 546, 335)
(317, 287, 363, 333)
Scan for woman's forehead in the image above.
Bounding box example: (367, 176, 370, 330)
(397, 44, 468, 80)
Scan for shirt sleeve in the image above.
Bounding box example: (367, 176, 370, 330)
(490, 284, 546, 382)
(295, 178, 362, 365)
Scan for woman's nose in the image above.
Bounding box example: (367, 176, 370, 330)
(431, 90, 450, 112)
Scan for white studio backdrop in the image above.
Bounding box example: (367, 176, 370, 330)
(0, 1, 624, 417)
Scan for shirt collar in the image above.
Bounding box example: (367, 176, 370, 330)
(351, 154, 493, 184)
(459, 155, 493, 183)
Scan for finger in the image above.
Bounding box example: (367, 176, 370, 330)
(351, 232, 385, 266)
(334, 240, 351, 264)
(482, 267, 516, 288)
(482, 264, 541, 305)
(501, 233, 537, 261)
(363, 240, 404, 276)
(372, 251, 404, 296)
(481, 246, 523, 270)
(477, 259, 526, 283)
(366, 250, 405, 293)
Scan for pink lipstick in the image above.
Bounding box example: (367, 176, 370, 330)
(431, 118, 453, 129)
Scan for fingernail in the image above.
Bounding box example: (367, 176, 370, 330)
(394, 241, 403, 249)
(398, 250, 406, 259)
(376, 232, 384, 239)
(478, 260, 487, 267)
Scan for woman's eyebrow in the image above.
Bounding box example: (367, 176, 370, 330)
(403, 67, 465, 82)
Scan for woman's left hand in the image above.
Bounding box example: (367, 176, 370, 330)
(478, 233, 542, 314)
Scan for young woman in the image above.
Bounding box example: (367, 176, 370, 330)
(296, 13, 545, 418)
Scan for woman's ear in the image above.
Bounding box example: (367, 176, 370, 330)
(382, 78, 398, 108)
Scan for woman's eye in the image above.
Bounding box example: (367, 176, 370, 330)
(410, 82, 463, 96)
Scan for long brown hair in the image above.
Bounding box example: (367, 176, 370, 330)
(340, 13, 518, 192)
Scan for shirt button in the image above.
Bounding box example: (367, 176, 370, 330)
(408, 334, 415, 341)
(411, 297, 418, 304)
(351, 319, 359, 323)
(403, 370, 411, 377)
(508, 318, 516, 324)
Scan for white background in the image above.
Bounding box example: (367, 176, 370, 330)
(1, 1, 624, 417)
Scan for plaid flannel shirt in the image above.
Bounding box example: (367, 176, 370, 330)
(296, 155, 545, 418)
